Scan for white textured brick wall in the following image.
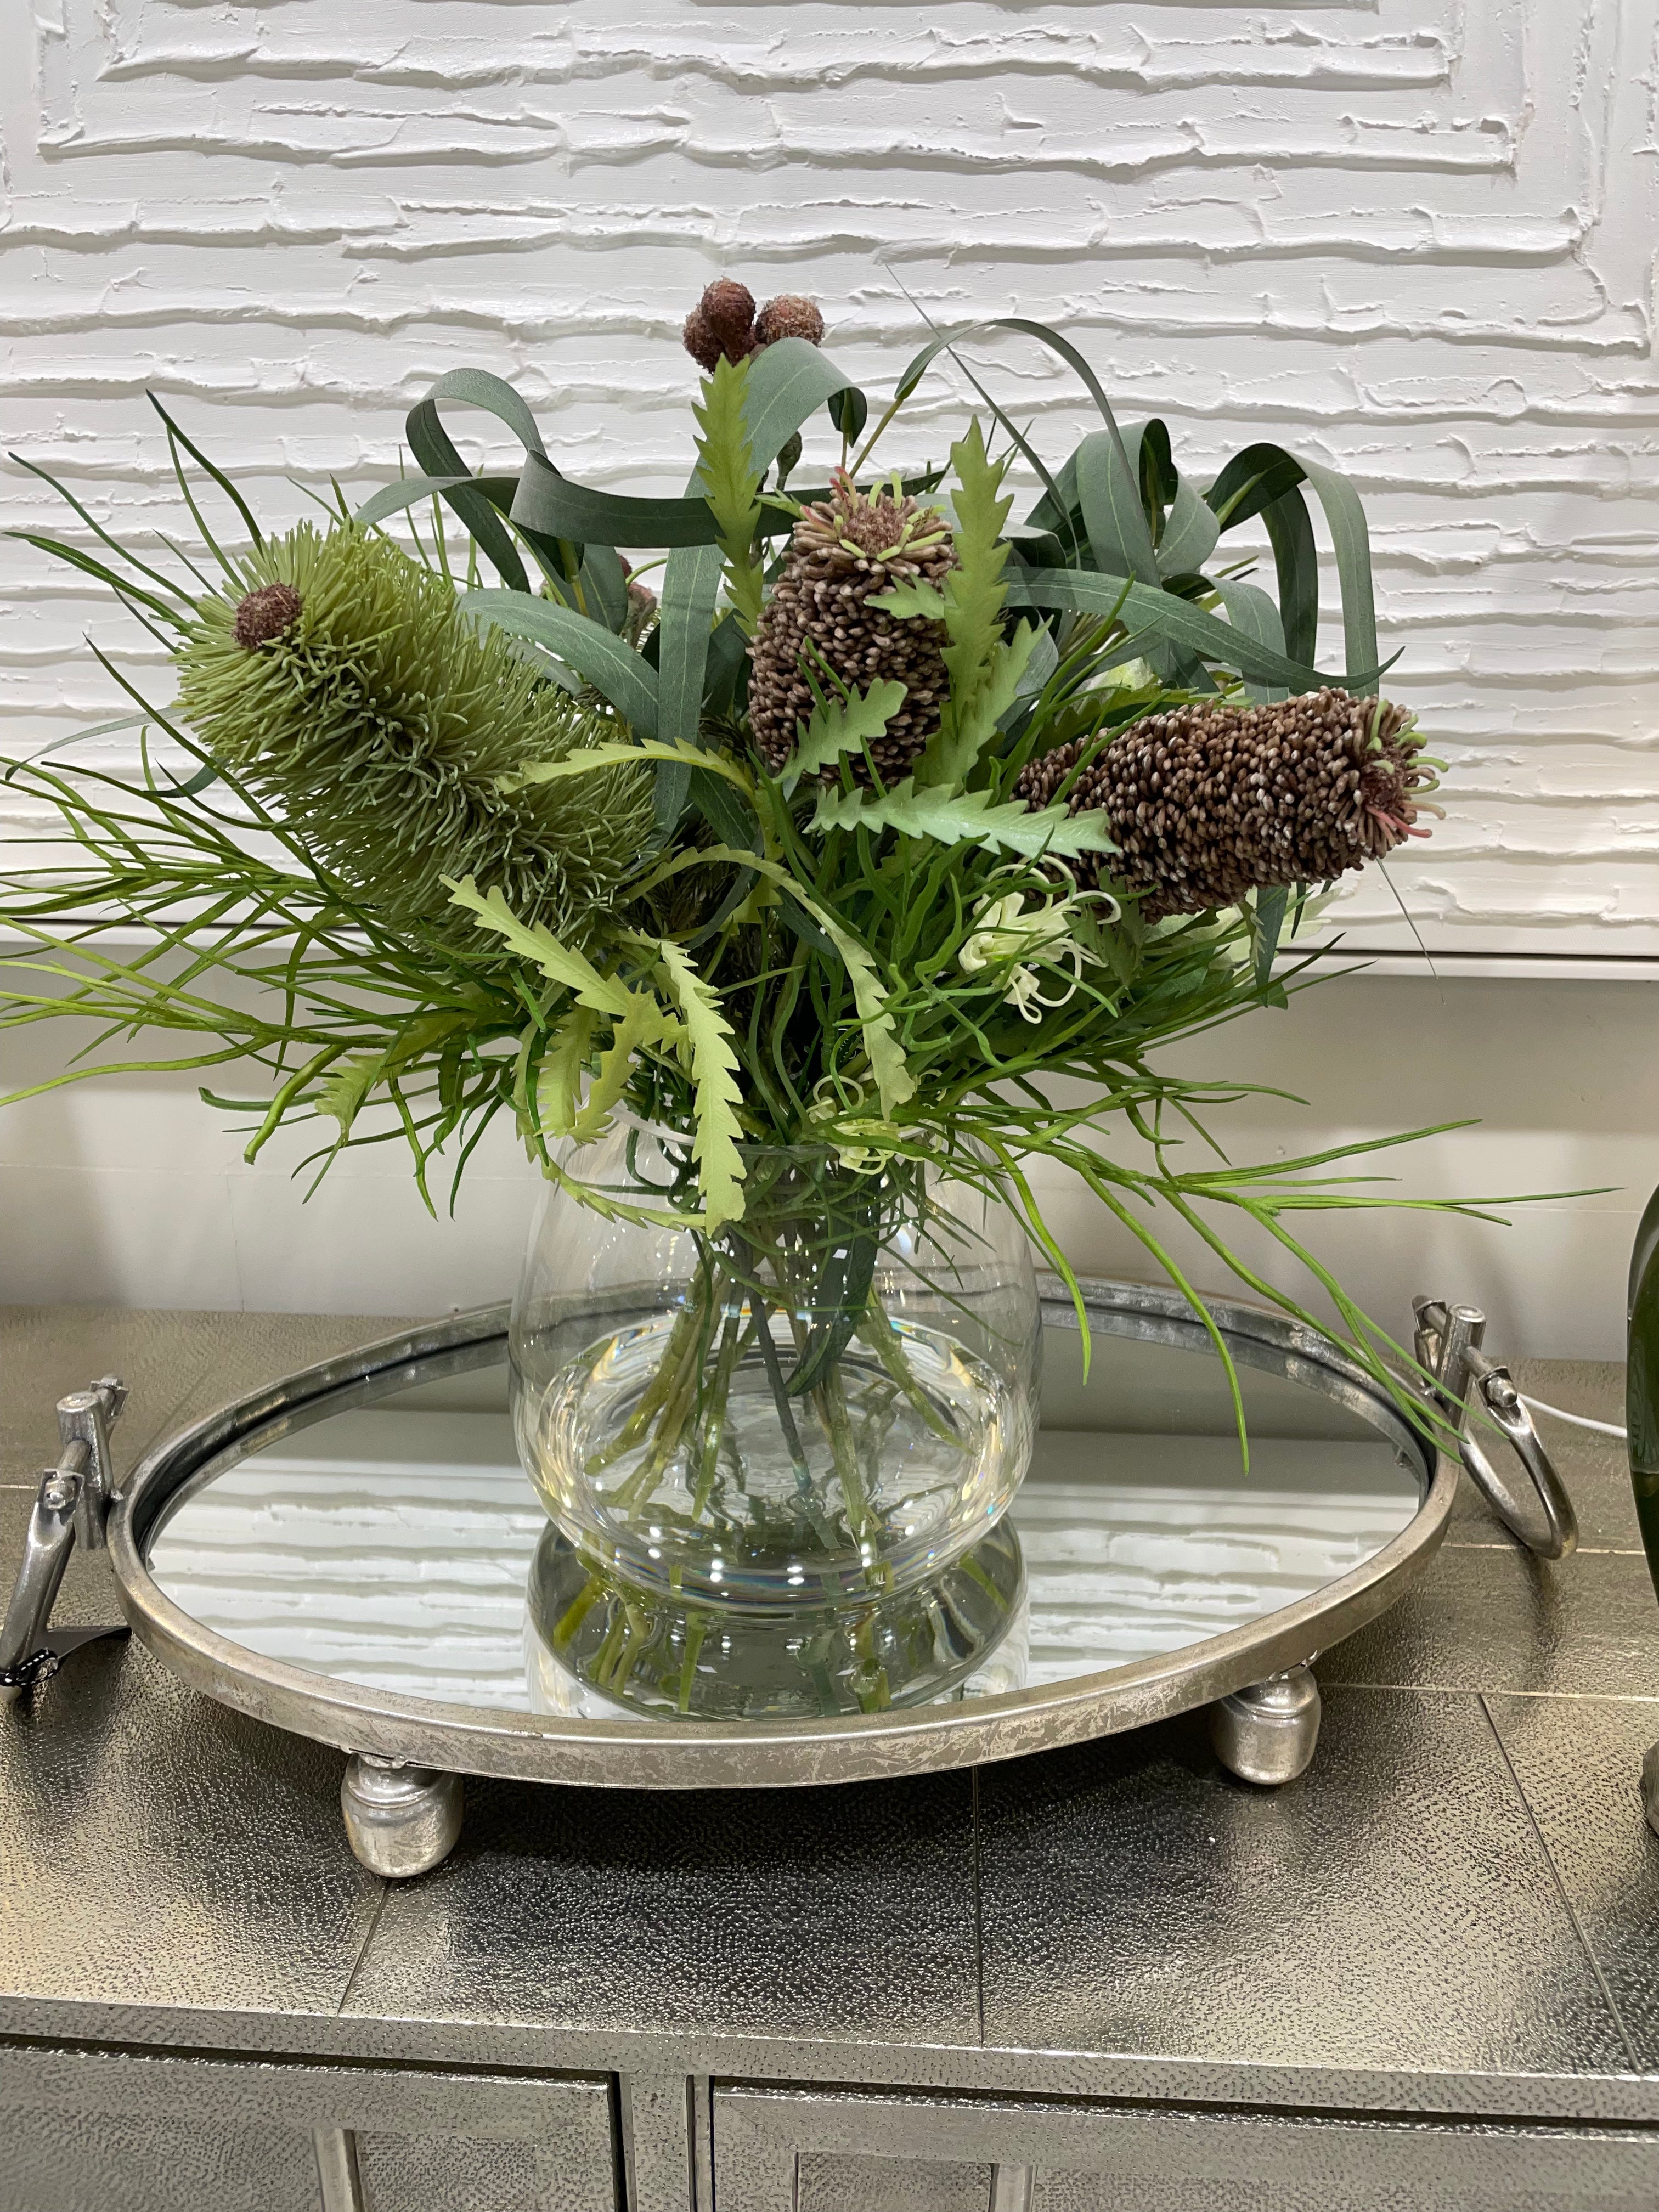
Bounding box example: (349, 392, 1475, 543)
(3, 0, 1658, 1337)
(5, 0, 1659, 951)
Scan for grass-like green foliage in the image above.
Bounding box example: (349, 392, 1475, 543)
(176, 523, 654, 954)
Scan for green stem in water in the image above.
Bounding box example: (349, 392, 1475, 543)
(692, 1302, 749, 1520)
(610, 1274, 719, 1509)
(752, 1295, 816, 1496)
(676, 1610, 709, 1714)
(587, 1295, 702, 1475)
(856, 1296, 964, 1449)
(551, 1572, 606, 1654)
(815, 1362, 884, 1578)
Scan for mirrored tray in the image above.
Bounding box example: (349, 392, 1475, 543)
(106, 1278, 1450, 1875)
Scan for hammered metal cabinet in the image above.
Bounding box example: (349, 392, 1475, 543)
(0, 2045, 618, 2212)
(709, 2085, 1659, 2212)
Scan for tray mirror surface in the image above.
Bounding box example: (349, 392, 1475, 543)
(142, 1315, 1422, 1718)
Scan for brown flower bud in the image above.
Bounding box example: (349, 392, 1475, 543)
(698, 278, 757, 352)
(682, 306, 722, 373)
(232, 582, 303, 650)
(755, 295, 825, 348)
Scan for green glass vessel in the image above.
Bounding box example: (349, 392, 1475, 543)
(1629, 1185, 1659, 1599)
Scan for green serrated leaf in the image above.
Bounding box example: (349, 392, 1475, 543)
(317, 1053, 380, 1136)
(813, 778, 1115, 860)
(938, 420, 1014, 712)
(511, 736, 755, 804)
(912, 620, 1037, 792)
(538, 1003, 597, 1137)
(866, 578, 948, 623)
(782, 676, 908, 795)
(445, 877, 645, 1021)
(656, 938, 746, 1232)
(692, 356, 764, 634)
(570, 995, 661, 1143)
(811, 912, 915, 1122)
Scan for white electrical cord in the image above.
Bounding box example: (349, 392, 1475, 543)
(1518, 1395, 1627, 1442)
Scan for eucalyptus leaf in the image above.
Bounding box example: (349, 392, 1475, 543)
(1007, 565, 1393, 693)
(657, 543, 726, 748)
(462, 590, 660, 733)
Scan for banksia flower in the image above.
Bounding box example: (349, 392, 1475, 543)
(1015, 690, 1434, 920)
(748, 474, 958, 781)
(175, 525, 654, 954)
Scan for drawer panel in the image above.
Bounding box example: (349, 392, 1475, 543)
(357, 2129, 546, 2212)
(1, 2101, 318, 2212)
(0, 2044, 618, 2212)
(797, 2152, 993, 2211)
(713, 2085, 1659, 2212)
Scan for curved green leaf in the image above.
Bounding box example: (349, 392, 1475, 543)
(742, 337, 865, 471)
(512, 455, 722, 549)
(1205, 444, 1379, 695)
(1210, 578, 1289, 704)
(1007, 565, 1392, 693)
(1075, 430, 1159, 586)
(462, 590, 659, 734)
(1261, 488, 1318, 669)
(1154, 471, 1222, 579)
(407, 398, 530, 593)
(354, 472, 517, 530)
(420, 369, 546, 459)
(657, 541, 726, 748)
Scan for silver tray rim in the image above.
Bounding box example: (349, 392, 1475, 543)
(106, 1276, 1452, 1790)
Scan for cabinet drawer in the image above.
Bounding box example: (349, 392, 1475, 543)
(0, 2045, 618, 2212)
(797, 2153, 994, 2212)
(713, 2085, 1659, 2212)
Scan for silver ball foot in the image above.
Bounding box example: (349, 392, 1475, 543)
(341, 1753, 462, 1877)
(1210, 1664, 1322, 1786)
(1642, 1740, 1659, 1839)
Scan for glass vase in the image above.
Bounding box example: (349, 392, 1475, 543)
(510, 1124, 1041, 1720)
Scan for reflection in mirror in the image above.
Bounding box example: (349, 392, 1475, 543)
(145, 1332, 1420, 1715)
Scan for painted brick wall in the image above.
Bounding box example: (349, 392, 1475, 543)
(4, 0, 1658, 952)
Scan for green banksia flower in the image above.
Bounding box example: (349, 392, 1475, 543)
(174, 524, 654, 953)
(1015, 689, 1435, 920)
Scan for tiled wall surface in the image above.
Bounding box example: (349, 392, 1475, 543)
(2, 3, 1658, 1334)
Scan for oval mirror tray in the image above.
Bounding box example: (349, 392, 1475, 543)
(106, 1278, 1450, 1875)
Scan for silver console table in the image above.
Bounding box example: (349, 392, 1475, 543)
(3, 1299, 1657, 2212)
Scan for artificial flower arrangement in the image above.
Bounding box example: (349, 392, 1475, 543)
(1, 287, 1460, 1717)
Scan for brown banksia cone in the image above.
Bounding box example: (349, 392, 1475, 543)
(748, 473, 958, 782)
(1014, 689, 1434, 919)
(233, 581, 302, 650)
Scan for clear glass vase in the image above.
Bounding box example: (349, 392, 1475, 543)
(510, 1123, 1041, 1720)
